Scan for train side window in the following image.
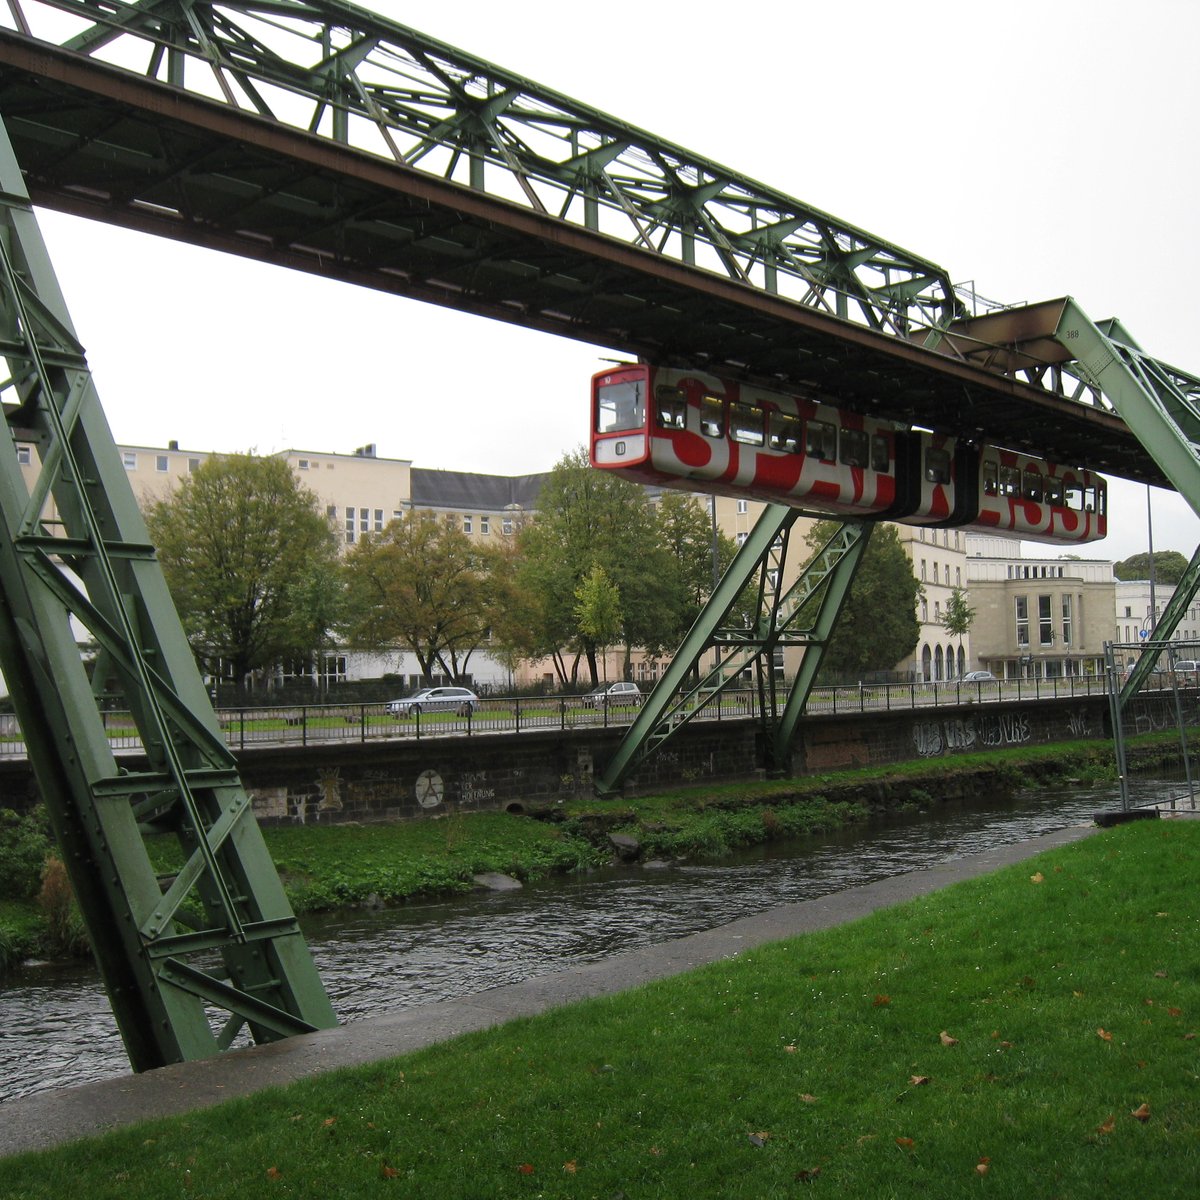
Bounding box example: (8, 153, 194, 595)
(983, 459, 998, 496)
(700, 394, 725, 438)
(655, 386, 687, 430)
(870, 434, 890, 473)
(999, 465, 1021, 497)
(924, 447, 951, 484)
(768, 411, 801, 453)
(1044, 477, 1064, 507)
(1023, 467, 1042, 502)
(1064, 482, 1084, 510)
(839, 428, 868, 468)
(806, 420, 836, 461)
(730, 402, 765, 446)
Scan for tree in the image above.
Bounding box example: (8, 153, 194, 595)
(1114, 550, 1189, 585)
(574, 564, 623, 668)
(342, 510, 494, 682)
(516, 448, 677, 686)
(802, 520, 921, 680)
(941, 586, 977, 664)
(145, 453, 341, 689)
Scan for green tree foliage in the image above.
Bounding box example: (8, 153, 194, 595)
(803, 520, 921, 680)
(574, 564, 623, 659)
(1114, 550, 1189, 585)
(342, 510, 496, 682)
(941, 585, 977, 650)
(146, 453, 341, 688)
(515, 449, 677, 685)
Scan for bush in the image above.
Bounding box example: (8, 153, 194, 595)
(0, 806, 52, 900)
(38, 857, 90, 957)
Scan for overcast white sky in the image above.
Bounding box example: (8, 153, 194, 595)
(29, 0, 1200, 564)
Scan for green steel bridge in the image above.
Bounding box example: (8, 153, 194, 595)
(0, 0, 1198, 1074)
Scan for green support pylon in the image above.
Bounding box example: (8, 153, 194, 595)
(596, 509, 871, 794)
(0, 116, 335, 1071)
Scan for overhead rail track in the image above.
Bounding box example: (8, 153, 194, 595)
(0, 0, 1170, 486)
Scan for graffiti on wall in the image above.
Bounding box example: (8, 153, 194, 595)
(913, 711, 1032, 758)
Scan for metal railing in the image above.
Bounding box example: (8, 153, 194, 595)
(0, 672, 1150, 759)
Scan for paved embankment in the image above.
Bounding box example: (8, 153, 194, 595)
(0, 823, 1098, 1158)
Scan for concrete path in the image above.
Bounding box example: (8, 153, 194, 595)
(0, 823, 1097, 1158)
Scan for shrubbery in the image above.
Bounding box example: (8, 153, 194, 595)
(0, 806, 51, 900)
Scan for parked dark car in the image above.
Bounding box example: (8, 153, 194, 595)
(386, 686, 479, 717)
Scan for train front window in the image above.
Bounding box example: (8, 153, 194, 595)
(656, 385, 687, 430)
(1064, 482, 1084, 510)
(596, 379, 644, 433)
(730, 402, 765, 446)
(768, 411, 800, 453)
(924, 447, 951, 485)
(700, 394, 725, 438)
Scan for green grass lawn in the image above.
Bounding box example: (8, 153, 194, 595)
(2, 819, 1197, 1197)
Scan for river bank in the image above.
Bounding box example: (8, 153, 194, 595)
(2, 818, 1196, 1194)
(0, 735, 1169, 975)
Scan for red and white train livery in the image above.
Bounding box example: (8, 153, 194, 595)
(590, 364, 1106, 543)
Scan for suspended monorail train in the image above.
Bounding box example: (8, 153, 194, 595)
(590, 364, 1107, 543)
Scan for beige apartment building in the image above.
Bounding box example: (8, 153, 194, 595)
(965, 535, 1114, 678)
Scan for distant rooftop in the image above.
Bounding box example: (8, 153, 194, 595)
(410, 468, 547, 512)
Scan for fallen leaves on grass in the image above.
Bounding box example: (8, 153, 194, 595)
(517, 1163, 535, 1175)
(266, 1167, 282, 1181)
(1096, 1115, 1116, 1135)
(1031, 872, 1044, 884)
(1131, 1103, 1151, 1122)
(794, 1167, 822, 1182)
(895, 1137, 916, 1151)
(909, 1075, 931, 1087)
(563, 1161, 577, 1174)
(873, 994, 891, 1007)
(1097, 1028, 1113, 1042)
(747, 1131, 770, 1147)
(975, 1157, 991, 1176)
(939, 1031, 959, 1046)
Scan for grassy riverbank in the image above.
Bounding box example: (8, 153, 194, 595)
(2, 819, 1197, 1195)
(0, 737, 1148, 969)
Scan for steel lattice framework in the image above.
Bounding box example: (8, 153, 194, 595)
(1, 0, 960, 337)
(0, 0, 1171, 486)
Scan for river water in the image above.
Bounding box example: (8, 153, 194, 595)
(0, 781, 1181, 1103)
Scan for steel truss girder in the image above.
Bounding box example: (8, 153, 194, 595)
(0, 115, 335, 1072)
(0, 0, 958, 337)
(596, 509, 870, 795)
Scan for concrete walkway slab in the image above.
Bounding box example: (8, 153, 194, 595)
(0, 823, 1097, 1159)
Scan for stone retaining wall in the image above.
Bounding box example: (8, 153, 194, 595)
(0, 692, 1174, 825)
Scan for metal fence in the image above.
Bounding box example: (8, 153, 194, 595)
(0, 672, 1131, 759)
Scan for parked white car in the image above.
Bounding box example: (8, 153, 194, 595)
(582, 681, 642, 709)
(386, 686, 479, 717)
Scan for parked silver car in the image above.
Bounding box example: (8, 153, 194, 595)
(582, 681, 642, 709)
(386, 686, 479, 717)
(960, 670, 996, 682)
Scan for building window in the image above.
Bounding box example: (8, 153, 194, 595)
(345, 507, 356, 544)
(298, 459, 309, 470)
(502, 517, 513, 536)
(1015, 596, 1029, 647)
(188, 457, 201, 473)
(955, 566, 961, 587)
(1039, 594, 1053, 645)
(393, 510, 404, 522)
(374, 509, 384, 532)
(156, 454, 169, 472)
(921, 559, 927, 581)
(480, 515, 490, 535)
(1062, 594, 1073, 645)
(327, 505, 337, 522)
(16, 445, 30, 465)
(463, 515, 472, 534)
(123, 451, 137, 470)
(737, 499, 748, 514)
(360, 509, 369, 535)
(921, 598, 929, 622)
(736, 531, 749, 546)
